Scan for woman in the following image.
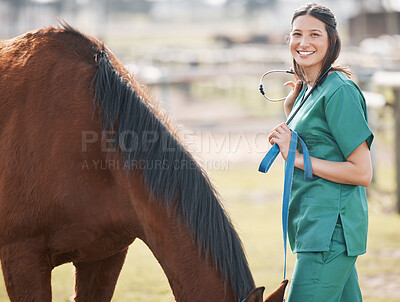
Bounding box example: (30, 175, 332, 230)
(268, 3, 373, 302)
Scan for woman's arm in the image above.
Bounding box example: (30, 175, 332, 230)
(294, 141, 372, 187)
(269, 123, 373, 187)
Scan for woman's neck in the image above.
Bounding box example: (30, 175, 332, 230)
(303, 66, 321, 87)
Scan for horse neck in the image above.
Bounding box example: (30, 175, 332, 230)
(125, 177, 237, 302)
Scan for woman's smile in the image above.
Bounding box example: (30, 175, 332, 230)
(297, 50, 316, 57)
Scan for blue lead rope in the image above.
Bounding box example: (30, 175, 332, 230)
(257, 130, 312, 301)
(241, 130, 311, 302)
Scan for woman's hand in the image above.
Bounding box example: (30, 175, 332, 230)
(268, 123, 293, 161)
(284, 69, 303, 117)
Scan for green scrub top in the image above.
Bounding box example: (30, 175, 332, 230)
(287, 71, 374, 256)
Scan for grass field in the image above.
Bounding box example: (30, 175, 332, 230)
(1, 161, 399, 301)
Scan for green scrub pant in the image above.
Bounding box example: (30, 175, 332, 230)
(287, 222, 363, 302)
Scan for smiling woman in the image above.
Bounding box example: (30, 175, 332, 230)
(266, 3, 374, 302)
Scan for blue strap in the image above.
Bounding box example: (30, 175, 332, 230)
(258, 130, 312, 282)
(258, 143, 280, 173)
(298, 136, 312, 180)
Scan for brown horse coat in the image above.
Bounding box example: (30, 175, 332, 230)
(0, 25, 287, 302)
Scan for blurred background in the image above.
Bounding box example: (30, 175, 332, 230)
(1, 0, 400, 301)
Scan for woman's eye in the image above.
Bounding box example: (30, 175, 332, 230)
(311, 33, 320, 37)
(292, 32, 301, 36)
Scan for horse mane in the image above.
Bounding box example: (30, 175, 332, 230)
(60, 23, 255, 300)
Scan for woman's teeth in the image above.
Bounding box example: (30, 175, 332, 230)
(298, 51, 315, 55)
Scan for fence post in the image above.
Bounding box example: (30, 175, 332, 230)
(371, 72, 400, 214)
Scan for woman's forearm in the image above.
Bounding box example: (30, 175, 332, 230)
(283, 80, 302, 118)
(294, 141, 373, 187)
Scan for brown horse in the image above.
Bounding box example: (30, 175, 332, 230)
(0, 24, 287, 302)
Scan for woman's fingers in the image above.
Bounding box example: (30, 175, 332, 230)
(270, 123, 290, 134)
(268, 132, 275, 144)
(284, 81, 295, 89)
(275, 123, 291, 134)
(269, 134, 292, 160)
(281, 123, 291, 132)
(268, 123, 291, 144)
(284, 80, 302, 93)
(268, 130, 279, 144)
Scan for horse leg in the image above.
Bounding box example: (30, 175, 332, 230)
(0, 238, 52, 302)
(73, 248, 128, 302)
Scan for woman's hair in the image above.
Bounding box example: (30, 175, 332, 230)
(291, 2, 351, 83)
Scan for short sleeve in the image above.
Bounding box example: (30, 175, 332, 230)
(325, 84, 374, 159)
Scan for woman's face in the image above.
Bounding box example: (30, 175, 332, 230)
(290, 14, 329, 74)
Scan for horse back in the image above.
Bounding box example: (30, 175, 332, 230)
(0, 27, 137, 259)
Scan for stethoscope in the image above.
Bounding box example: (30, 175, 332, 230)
(259, 66, 332, 124)
(259, 69, 296, 102)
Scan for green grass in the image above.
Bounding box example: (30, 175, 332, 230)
(1, 163, 399, 301)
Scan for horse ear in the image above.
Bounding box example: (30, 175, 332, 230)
(243, 286, 265, 302)
(264, 279, 288, 302)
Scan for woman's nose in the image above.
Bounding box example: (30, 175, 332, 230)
(300, 36, 310, 47)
